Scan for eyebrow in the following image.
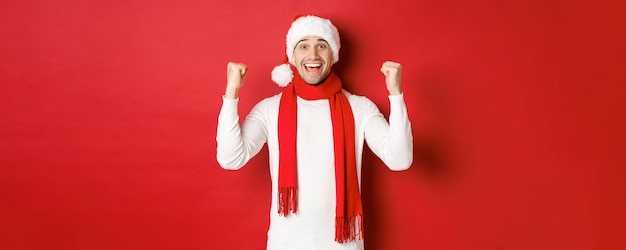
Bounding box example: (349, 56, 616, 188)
(298, 38, 328, 43)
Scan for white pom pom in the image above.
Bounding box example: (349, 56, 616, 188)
(271, 64, 294, 87)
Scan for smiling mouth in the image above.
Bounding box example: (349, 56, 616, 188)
(304, 63, 322, 73)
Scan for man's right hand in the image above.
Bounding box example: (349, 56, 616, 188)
(225, 62, 248, 99)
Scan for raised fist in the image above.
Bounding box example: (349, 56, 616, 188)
(225, 62, 248, 98)
(380, 61, 402, 95)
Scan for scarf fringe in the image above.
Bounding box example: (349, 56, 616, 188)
(335, 214, 364, 243)
(278, 187, 297, 216)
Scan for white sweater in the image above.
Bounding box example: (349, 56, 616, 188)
(216, 90, 413, 250)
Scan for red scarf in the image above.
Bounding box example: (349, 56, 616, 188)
(277, 70, 363, 243)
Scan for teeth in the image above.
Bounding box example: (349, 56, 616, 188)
(304, 63, 322, 68)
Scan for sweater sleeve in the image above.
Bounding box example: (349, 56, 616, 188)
(363, 94, 414, 171)
(216, 97, 268, 170)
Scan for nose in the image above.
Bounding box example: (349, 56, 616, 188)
(306, 47, 321, 59)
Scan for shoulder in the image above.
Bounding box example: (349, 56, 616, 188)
(343, 90, 377, 109)
(246, 93, 282, 120)
(343, 90, 382, 123)
(253, 92, 282, 108)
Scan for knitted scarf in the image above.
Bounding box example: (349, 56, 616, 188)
(277, 70, 363, 243)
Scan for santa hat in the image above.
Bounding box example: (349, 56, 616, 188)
(271, 15, 341, 87)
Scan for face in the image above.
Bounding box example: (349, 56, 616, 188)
(293, 36, 334, 85)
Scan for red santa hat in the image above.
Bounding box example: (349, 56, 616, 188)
(271, 15, 341, 87)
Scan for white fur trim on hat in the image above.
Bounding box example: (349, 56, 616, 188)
(271, 63, 294, 87)
(286, 15, 340, 66)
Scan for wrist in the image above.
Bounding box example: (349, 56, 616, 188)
(224, 88, 239, 99)
(388, 88, 402, 96)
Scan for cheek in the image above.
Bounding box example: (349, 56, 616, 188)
(323, 51, 334, 63)
(292, 51, 304, 62)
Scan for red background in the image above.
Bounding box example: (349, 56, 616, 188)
(1, 0, 625, 249)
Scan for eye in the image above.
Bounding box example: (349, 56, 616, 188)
(317, 44, 327, 49)
(299, 44, 308, 50)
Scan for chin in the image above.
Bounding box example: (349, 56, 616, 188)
(302, 74, 330, 86)
(304, 77, 326, 85)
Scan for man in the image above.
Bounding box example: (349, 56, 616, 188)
(216, 15, 413, 250)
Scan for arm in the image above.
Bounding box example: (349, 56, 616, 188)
(364, 61, 413, 170)
(216, 62, 267, 170)
(363, 95, 413, 171)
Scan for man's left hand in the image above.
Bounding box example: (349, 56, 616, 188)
(380, 61, 403, 95)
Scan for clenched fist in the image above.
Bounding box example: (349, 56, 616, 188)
(380, 61, 403, 96)
(225, 62, 248, 99)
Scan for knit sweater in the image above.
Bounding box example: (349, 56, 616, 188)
(216, 90, 413, 250)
